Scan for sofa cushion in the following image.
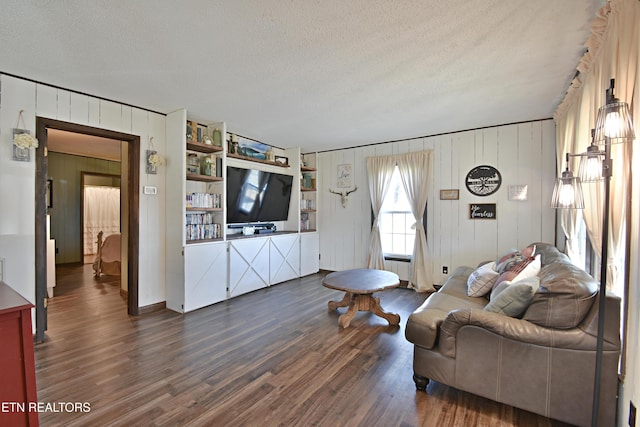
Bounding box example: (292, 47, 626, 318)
(530, 242, 571, 266)
(405, 291, 487, 349)
(467, 262, 499, 297)
(485, 277, 539, 317)
(523, 262, 598, 329)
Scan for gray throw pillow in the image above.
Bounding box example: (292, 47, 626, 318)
(485, 283, 535, 317)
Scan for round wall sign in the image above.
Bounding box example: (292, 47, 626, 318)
(465, 165, 502, 196)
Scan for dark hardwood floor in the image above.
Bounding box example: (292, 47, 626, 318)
(34, 264, 572, 426)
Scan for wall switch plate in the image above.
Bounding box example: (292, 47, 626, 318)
(443, 266, 448, 274)
(144, 186, 157, 195)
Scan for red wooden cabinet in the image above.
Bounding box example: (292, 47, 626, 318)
(0, 282, 39, 426)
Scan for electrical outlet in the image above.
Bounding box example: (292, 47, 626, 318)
(630, 401, 636, 426)
(442, 266, 448, 274)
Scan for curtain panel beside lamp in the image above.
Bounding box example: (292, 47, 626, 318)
(552, 79, 635, 427)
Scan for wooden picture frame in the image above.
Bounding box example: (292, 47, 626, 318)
(337, 164, 352, 188)
(508, 185, 528, 201)
(274, 155, 288, 165)
(439, 189, 459, 200)
(46, 179, 53, 208)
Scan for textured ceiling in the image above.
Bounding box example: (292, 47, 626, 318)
(0, 1, 601, 153)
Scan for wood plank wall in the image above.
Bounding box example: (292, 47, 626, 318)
(0, 74, 167, 307)
(48, 152, 121, 263)
(317, 120, 556, 285)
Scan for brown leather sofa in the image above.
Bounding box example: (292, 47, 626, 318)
(405, 243, 620, 427)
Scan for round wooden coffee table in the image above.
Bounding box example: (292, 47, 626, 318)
(322, 268, 401, 328)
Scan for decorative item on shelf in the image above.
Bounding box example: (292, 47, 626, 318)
(212, 128, 222, 147)
(186, 121, 196, 141)
(265, 147, 275, 162)
(145, 137, 164, 175)
(274, 155, 288, 165)
(329, 186, 358, 208)
(200, 155, 215, 176)
(12, 110, 38, 162)
(302, 173, 313, 189)
(236, 136, 269, 160)
(202, 133, 213, 145)
(231, 134, 239, 155)
(186, 153, 200, 174)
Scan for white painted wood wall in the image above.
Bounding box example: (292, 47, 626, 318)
(317, 120, 556, 286)
(0, 74, 167, 307)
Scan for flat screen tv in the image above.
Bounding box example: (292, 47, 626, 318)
(226, 165, 294, 223)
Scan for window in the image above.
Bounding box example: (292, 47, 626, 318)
(379, 166, 416, 259)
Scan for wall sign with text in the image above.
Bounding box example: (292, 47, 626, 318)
(469, 203, 496, 220)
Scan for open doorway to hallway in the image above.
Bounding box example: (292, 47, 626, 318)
(35, 118, 141, 342)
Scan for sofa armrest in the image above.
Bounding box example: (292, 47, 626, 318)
(438, 308, 615, 358)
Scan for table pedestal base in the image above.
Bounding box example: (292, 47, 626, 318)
(328, 292, 400, 328)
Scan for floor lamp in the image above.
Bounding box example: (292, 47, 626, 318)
(552, 79, 635, 427)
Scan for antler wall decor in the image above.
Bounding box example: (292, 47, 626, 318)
(329, 186, 358, 208)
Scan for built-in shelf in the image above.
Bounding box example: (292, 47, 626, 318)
(186, 173, 223, 182)
(186, 207, 223, 212)
(186, 141, 224, 154)
(301, 209, 316, 213)
(300, 187, 316, 192)
(186, 237, 224, 245)
(301, 165, 317, 172)
(301, 229, 317, 233)
(227, 153, 291, 168)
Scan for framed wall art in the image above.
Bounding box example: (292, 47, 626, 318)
(337, 164, 352, 188)
(508, 185, 528, 201)
(439, 189, 459, 200)
(465, 165, 502, 196)
(469, 203, 496, 219)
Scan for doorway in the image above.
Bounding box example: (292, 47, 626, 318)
(81, 172, 122, 265)
(35, 118, 140, 342)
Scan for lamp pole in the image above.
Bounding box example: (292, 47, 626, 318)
(591, 137, 611, 427)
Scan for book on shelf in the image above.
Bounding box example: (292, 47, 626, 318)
(186, 192, 221, 209)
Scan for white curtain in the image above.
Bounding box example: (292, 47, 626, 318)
(366, 156, 396, 270)
(366, 151, 434, 292)
(553, 0, 639, 293)
(397, 151, 434, 291)
(84, 186, 121, 255)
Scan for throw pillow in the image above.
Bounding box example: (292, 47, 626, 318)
(495, 250, 523, 274)
(495, 245, 536, 274)
(467, 262, 499, 297)
(521, 244, 536, 258)
(490, 276, 541, 300)
(494, 254, 541, 289)
(484, 282, 536, 317)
